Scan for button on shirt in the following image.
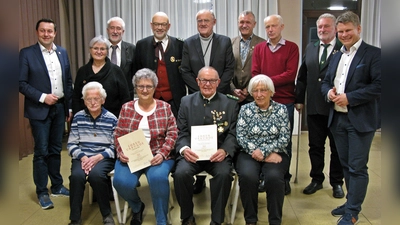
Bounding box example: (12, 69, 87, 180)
(334, 38, 362, 112)
(39, 43, 64, 103)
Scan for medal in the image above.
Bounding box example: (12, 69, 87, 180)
(170, 56, 175, 62)
(218, 126, 224, 133)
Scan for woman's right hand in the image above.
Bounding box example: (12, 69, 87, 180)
(118, 152, 129, 163)
(252, 149, 264, 162)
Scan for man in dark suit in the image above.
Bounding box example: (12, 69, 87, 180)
(134, 12, 186, 118)
(19, 18, 73, 209)
(321, 11, 381, 225)
(107, 17, 136, 99)
(181, 9, 235, 95)
(295, 13, 344, 198)
(231, 10, 265, 106)
(173, 67, 239, 225)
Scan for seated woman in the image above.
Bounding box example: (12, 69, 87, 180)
(235, 75, 291, 225)
(67, 81, 117, 225)
(113, 68, 178, 225)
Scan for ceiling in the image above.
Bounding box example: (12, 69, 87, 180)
(303, 0, 359, 10)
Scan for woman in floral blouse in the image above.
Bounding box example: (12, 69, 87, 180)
(235, 74, 290, 225)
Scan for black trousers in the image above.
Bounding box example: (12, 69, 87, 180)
(69, 158, 114, 221)
(235, 152, 289, 225)
(173, 157, 233, 223)
(307, 114, 344, 185)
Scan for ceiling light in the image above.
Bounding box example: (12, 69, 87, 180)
(328, 6, 347, 10)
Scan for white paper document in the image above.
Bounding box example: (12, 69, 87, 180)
(191, 124, 217, 161)
(117, 129, 153, 173)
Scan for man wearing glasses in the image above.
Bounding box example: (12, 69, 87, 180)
(134, 12, 186, 118)
(181, 9, 235, 95)
(174, 66, 239, 225)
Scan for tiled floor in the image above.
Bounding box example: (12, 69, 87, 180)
(19, 132, 381, 225)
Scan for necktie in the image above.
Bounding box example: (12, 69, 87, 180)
(319, 43, 330, 70)
(155, 41, 164, 60)
(111, 45, 118, 65)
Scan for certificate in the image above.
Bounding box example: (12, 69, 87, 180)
(191, 124, 217, 161)
(117, 129, 153, 173)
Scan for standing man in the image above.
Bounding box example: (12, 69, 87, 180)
(295, 13, 344, 198)
(321, 11, 381, 225)
(19, 18, 72, 209)
(231, 10, 265, 105)
(252, 14, 299, 195)
(107, 16, 136, 99)
(134, 11, 185, 118)
(181, 9, 235, 95)
(174, 67, 239, 225)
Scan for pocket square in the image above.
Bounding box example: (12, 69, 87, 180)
(356, 64, 366, 69)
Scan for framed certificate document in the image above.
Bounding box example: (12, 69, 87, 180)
(191, 124, 217, 161)
(117, 129, 153, 173)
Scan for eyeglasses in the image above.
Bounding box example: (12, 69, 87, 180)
(152, 22, 168, 28)
(197, 19, 212, 24)
(84, 97, 102, 103)
(136, 85, 155, 91)
(251, 89, 269, 94)
(198, 78, 219, 85)
(91, 47, 107, 52)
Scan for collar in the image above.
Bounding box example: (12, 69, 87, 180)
(340, 38, 362, 54)
(153, 35, 169, 44)
(202, 92, 217, 101)
(267, 37, 285, 46)
(109, 40, 122, 49)
(199, 33, 214, 41)
(240, 34, 253, 42)
(38, 42, 57, 52)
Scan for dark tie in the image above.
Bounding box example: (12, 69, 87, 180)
(155, 41, 164, 60)
(320, 43, 330, 70)
(111, 45, 118, 65)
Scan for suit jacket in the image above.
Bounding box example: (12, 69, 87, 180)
(19, 43, 73, 120)
(321, 41, 381, 132)
(181, 33, 235, 94)
(231, 34, 265, 102)
(134, 36, 185, 109)
(120, 41, 136, 98)
(175, 92, 239, 158)
(295, 39, 342, 116)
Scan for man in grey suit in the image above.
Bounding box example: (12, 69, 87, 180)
(181, 9, 235, 95)
(231, 10, 265, 106)
(19, 18, 72, 209)
(321, 11, 381, 225)
(107, 17, 136, 99)
(295, 13, 344, 198)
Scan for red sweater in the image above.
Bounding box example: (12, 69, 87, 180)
(251, 40, 299, 104)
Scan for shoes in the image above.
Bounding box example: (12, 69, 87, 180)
(38, 195, 54, 209)
(103, 213, 115, 225)
(68, 219, 82, 225)
(285, 180, 291, 195)
(130, 202, 145, 225)
(303, 182, 323, 194)
(51, 186, 70, 197)
(210, 221, 220, 225)
(332, 203, 346, 217)
(337, 213, 359, 225)
(182, 216, 196, 225)
(333, 184, 345, 198)
(258, 180, 266, 192)
(193, 178, 206, 194)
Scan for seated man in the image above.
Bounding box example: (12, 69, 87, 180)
(173, 66, 239, 225)
(67, 82, 117, 225)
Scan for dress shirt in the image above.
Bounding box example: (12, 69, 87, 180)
(39, 43, 64, 102)
(109, 41, 122, 66)
(319, 38, 337, 63)
(240, 35, 252, 65)
(154, 36, 169, 60)
(267, 38, 286, 53)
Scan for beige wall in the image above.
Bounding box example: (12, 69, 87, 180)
(278, 0, 302, 56)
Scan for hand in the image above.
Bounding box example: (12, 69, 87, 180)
(233, 89, 246, 103)
(118, 151, 129, 163)
(264, 152, 282, 163)
(210, 149, 227, 162)
(150, 153, 164, 166)
(251, 149, 264, 162)
(182, 148, 199, 163)
(81, 154, 104, 174)
(66, 112, 73, 122)
(328, 87, 338, 101)
(295, 103, 303, 112)
(331, 93, 349, 107)
(44, 94, 59, 105)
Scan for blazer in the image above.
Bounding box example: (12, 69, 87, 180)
(120, 41, 136, 98)
(175, 92, 239, 158)
(295, 39, 342, 116)
(321, 41, 381, 132)
(19, 43, 73, 120)
(231, 34, 265, 101)
(134, 35, 186, 109)
(181, 33, 235, 94)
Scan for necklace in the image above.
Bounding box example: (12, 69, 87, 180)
(203, 37, 213, 57)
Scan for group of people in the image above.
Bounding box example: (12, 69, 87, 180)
(19, 7, 380, 225)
